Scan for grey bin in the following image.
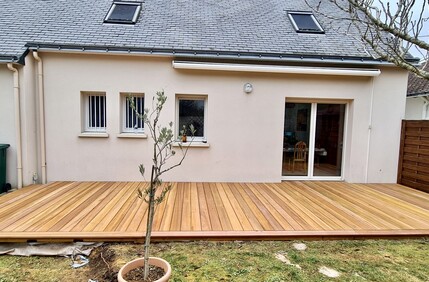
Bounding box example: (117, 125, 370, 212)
(0, 144, 10, 193)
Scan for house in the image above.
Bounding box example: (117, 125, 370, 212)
(405, 62, 429, 120)
(0, 0, 410, 189)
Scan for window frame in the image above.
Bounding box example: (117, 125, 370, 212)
(175, 95, 208, 143)
(104, 1, 142, 24)
(82, 92, 107, 133)
(288, 12, 325, 34)
(121, 93, 145, 134)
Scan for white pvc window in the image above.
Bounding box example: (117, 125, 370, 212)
(176, 95, 208, 142)
(122, 94, 145, 133)
(83, 92, 107, 132)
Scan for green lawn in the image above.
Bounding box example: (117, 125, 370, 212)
(0, 239, 428, 281)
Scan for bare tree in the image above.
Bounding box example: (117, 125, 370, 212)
(313, 0, 429, 79)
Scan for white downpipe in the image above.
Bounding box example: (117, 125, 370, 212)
(420, 96, 429, 120)
(365, 77, 376, 183)
(172, 61, 381, 77)
(7, 63, 23, 189)
(33, 51, 47, 184)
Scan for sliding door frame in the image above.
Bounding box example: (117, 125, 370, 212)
(282, 98, 349, 181)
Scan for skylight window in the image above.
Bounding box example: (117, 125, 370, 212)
(105, 2, 142, 24)
(288, 12, 324, 34)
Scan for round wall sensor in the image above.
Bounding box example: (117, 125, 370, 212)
(244, 83, 253, 93)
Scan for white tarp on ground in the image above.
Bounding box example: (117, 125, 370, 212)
(0, 242, 102, 257)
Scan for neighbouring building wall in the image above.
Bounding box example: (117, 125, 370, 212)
(0, 65, 17, 188)
(0, 60, 38, 189)
(40, 52, 407, 183)
(405, 97, 427, 120)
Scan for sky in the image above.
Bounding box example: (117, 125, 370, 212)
(374, 0, 429, 59)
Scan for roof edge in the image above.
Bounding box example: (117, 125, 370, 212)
(26, 42, 400, 66)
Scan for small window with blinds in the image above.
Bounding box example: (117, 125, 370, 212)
(122, 93, 145, 133)
(82, 92, 107, 132)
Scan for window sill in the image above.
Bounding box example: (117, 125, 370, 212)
(117, 133, 148, 139)
(172, 142, 210, 148)
(78, 132, 109, 138)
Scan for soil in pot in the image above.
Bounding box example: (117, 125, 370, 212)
(124, 265, 165, 282)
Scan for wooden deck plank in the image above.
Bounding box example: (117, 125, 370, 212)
(152, 183, 172, 232)
(181, 182, 192, 231)
(33, 182, 102, 232)
(0, 182, 82, 231)
(159, 183, 177, 231)
(169, 182, 184, 231)
(203, 183, 222, 231)
(303, 182, 379, 229)
(73, 182, 125, 232)
(229, 183, 264, 230)
(221, 183, 252, 230)
(196, 182, 211, 231)
(1, 181, 429, 242)
(189, 182, 202, 231)
(314, 182, 407, 229)
(243, 184, 283, 230)
(60, 182, 117, 231)
(216, 183, 242, 231)
(293, 182, 365, 230)
(210, 183, 233, 231)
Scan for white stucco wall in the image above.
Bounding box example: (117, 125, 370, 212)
(0, 65, 17, 188)
(38, 52, 407, 183)
(367, 68, 408, 183)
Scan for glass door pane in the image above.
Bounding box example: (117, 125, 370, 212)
(313, 104, 345, 177)
(283, 103, 311, 176)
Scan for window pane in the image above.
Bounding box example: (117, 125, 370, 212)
(282, 103, 311, 176)
(87, 94, 106, 130)
(108, 4, 138, 22)
(179, 99, 204, 137)
(125, 96, 144, 131)
(290, 13, 322, 32)
(313, 104, 345, 177)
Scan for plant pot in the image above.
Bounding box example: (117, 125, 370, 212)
(118, 257, 171, 282)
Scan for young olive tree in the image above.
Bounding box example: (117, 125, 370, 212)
(129, 90, 195, 280)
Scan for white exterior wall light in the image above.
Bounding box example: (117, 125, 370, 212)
(244, 83, 253, 94)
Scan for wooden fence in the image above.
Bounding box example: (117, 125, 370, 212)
(397, 120, 429, 193)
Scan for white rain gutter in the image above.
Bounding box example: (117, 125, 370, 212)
(172, 61, 381, 76)
(7, 63, 23, 189)
(420, 96, 429, 120)
(33, 51, 47, 184)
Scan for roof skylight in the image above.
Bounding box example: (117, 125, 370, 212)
(105, 2, 142, 24)
(288, 12, 324, 34)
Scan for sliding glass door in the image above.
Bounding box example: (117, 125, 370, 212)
(282, 102, 346, 180)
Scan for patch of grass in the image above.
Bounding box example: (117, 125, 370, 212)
(0, 239, 428, 281)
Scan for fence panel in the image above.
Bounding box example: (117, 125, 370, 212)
(398, 120, 429, 192)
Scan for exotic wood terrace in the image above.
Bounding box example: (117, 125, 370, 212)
(0, 181, 429, 242)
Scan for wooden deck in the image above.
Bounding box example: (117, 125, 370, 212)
(0, 181, 429, 242)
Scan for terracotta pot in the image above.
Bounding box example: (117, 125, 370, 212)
(118, 257, 171, 282)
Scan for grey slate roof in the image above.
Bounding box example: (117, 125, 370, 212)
(0, 0, 386, 64)
(408, 63, 429, 97)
